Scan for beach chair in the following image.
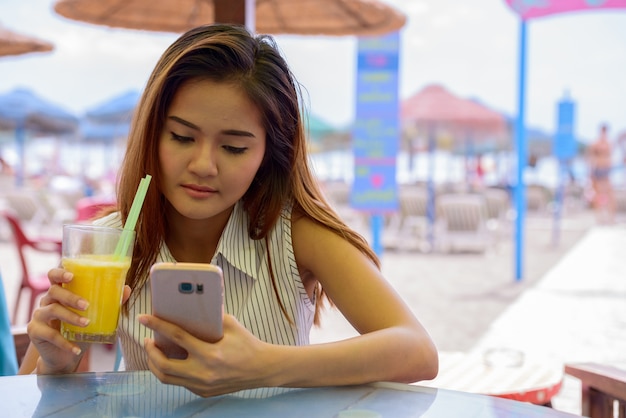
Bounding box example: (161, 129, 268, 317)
(1, 211, 61, 324)
(563, 182, 586, 214)
(386, 186, 431, 252)
(482, 187, 511, 245)
(565, 362, 626, 418)
(435, 193, 489, 253)
(37, 191, 77, 226)
(526, 184, 552, 215)
(483, 188, 510, 224)
(3, 190, 49, 228)
(323, 181, 366, 230)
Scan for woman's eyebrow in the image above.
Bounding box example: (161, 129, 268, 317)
(168, 115, 200, 130)
(222, 129, 256, 138)
(167, 115, 256, 138)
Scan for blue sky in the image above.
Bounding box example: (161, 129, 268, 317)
(1, 0, 625, 142)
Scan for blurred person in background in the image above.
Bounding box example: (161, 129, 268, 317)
(587, 123, 615, 223)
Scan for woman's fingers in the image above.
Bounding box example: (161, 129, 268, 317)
(32, 300, 89, 330)
(121, 285, 132, 304)
(27, 312, 83, 355)
(43, 268, 89, 311)
(25, 268, 93, 374)
(138, 314, 192, 350)
(48, 268, 73, 285)
(39, 284, 89, 313)
(31, 285, 90, 349)
(143, 337, 177, 374)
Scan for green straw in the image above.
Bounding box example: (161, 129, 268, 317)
(114, 174, 152, 258)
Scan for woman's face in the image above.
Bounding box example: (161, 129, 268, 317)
(159, 79, 266, 221)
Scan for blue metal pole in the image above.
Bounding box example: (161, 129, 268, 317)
(371, 214, 384, 257)
(426, 127, 436, 249)
(514, 19, 528, 281)
(15, 122, 25, 187)
(552, 160, 566, 247)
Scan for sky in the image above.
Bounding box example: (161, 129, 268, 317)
(1, 0, 626, 143)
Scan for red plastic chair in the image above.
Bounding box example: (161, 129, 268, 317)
(1, 211, 61, 324)
(75, 196, 116, 223)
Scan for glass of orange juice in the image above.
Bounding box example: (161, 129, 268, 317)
(60, 224, 134, 344)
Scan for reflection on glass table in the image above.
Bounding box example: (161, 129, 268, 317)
(0, 370, 580, 417)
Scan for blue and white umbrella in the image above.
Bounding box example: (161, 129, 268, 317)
(80, 90, 140, 142)
(0, 87, 78, 186)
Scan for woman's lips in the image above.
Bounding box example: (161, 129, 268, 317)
(182, 184, 216, 198)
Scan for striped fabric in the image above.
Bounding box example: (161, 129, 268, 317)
(96, 201, 315, 370)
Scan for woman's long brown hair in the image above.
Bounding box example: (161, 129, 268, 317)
(116, 24, 379, 323)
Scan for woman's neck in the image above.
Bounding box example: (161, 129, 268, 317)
(165, 205, 233, 263)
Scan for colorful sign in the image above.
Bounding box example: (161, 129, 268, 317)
(504, 0, 626, 20)
(352, 31, 400, 213)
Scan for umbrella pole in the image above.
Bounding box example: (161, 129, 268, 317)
(15, 122, 25, 187)
(513, 19, 528, 281)
(426, 125, 436, 250)
(371, 214, 383, 257)
(215, 0, 245, 25)
(213, 0, 255, 33)
(245, 0, 256, 32)
(552, 160, 566, 247)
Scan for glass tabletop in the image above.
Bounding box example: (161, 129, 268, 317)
(0, 370, 578, 417)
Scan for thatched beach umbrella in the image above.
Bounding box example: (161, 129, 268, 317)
(400, 84, 507, 245)
(53, 0, 406, 36)
(401, 84, 506, 142)
(0, 25, 53, 58)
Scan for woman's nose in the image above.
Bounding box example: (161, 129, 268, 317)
(188, 142, 218, 177)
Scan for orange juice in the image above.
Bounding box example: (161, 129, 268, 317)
(61, 255, 130, 344)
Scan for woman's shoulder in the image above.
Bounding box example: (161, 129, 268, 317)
(290, 208, 345, 254)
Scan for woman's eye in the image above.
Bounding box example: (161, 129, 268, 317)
(170, 132, 194, 143)
(224, 145, 247, 155)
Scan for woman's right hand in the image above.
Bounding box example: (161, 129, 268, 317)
(26, 268, 90, 374)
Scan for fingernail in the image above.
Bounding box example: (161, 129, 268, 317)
(79, 317, 90, 326)
(72, 346, 82, 356)
(62, 272, 73, 281)
(77, 300, 89, 310)
(137, 315, 147, 325)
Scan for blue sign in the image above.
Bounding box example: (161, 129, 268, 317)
(352, 32, 400, 213)
(554, 97, 576, 160)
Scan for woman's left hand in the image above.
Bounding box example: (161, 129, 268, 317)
(138, 313, 272, 397)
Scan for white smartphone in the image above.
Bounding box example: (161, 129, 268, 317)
(149, 262, 224, 359)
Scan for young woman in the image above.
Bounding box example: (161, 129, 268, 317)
(21, 24, 437, 397)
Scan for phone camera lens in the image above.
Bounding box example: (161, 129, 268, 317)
(179, 282, 193, 293)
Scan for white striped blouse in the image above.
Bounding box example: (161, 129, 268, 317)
(96, 201, 315, 370)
